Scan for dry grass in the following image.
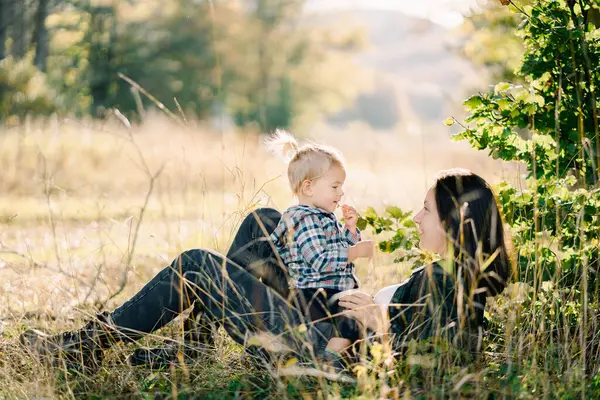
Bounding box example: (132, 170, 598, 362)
(0, 115, 518, 398)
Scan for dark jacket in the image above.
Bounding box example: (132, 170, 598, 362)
(388, 262, 486, 353)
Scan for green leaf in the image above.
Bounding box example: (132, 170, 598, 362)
(451, 132, 466, 141)
(464, 96, 483, 110)
(533, 94, 545, 107)
(525, 104, 537, 115)
(385, 205, 405, 219)
(513, 87, 530, 102)
(494, 82, 511, 93)
(363, 206, 378, 219)
(443, 117, 455, 126)
(497, 98, 512, 111)
(356, 216, 368, 231)
(378, 241, 390, 252)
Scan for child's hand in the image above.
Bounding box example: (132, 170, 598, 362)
(348, 240, 374, 262)
(342, 204, 359, 233)
(356, 240, 374, 258)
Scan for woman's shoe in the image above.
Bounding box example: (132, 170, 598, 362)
(127, 339, 212, 368)
(127, 311, 217, 368)
(19, 311, 115, 373)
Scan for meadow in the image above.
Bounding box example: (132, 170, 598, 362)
(0, 115, 517, 398)
(3, 0, 600, 397)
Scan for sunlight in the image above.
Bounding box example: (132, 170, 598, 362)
(306, 0, 479, 28)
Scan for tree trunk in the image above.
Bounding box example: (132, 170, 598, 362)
(11, 0, 27, 58)
(88, 6, 116, 117)
(255, 0, 271, 133)
(0, 0, 7, 60)
(33, 0, 49, 71)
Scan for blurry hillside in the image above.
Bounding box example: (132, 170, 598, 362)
(0, 1, 488, 137)
(311, 9, 487, 134)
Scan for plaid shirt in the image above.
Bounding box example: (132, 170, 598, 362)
(270, 205, 361, 291)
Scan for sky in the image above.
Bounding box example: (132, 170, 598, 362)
(305, 0, 482, 28)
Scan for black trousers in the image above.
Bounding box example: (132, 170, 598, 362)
(107, 208, 331, 359)
(293, 288, 360, 342)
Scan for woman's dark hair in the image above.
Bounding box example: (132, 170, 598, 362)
(433, 169, 513, 297)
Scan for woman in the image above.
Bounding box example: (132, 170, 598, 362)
(20, 169, 512, 371)
(339, 169, 512, 353)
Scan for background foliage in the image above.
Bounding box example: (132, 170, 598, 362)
(3, 0, 600, 397)
(359, 1, 600, 396)
(0, 0, 365, 130)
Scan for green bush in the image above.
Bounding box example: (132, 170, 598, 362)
(361, 1, 600, 395)
(0, 56, 60, 123)
(452, 0, 600, 294)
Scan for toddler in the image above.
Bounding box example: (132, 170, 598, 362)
(266, 130, 373, 354)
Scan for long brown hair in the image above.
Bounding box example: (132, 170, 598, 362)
(433, 169, 513, 297)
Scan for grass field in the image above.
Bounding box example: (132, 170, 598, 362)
(0, 115, 521, 398)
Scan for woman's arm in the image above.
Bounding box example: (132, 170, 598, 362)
(339, 267, 460, 348)
(401, 266, 459, 344)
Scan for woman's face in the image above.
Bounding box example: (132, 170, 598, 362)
(413, 186, 446, 256)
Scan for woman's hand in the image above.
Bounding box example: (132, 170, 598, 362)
(338, 292, 389, 333)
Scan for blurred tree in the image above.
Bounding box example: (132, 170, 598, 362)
(461, 0, 529, 82)
(33, 0, 50, 71)
(0, 0, 55, 65)
(44, 1, 92, 116)
(43, 0, 245, 119)
(10, 0, 28, 58)
(110, 0, 231, 119)
(250, 0, 302, 131)
(86, 4, 116, 116)
(0, 55, 58, 122)
(2, 0, 368, 127)
(231, 0, 367, 131)
(0, 0, 7, 60)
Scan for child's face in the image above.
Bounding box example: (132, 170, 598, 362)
(305, 165, 346, 213)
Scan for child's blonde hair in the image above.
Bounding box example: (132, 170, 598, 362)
(265, 130, 345, 194)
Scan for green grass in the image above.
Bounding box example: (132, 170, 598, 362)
(3, 116, 584, 399)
